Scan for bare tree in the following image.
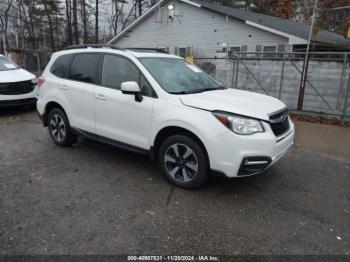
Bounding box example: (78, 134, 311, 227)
(65, 0, 73, 45)
(95, 0, 99, 43)
(81, 0, 88, 43)
(0, 0, 14, 52)
(41, 0, 57, 51)
(0, 0, 159, 53)
(72, 0, 79, 44)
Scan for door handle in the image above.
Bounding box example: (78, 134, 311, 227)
(60, 85, 68, 91)
(96, 94, 106, 101)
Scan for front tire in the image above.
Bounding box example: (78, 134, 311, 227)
(48, 108, 77, 147)
(158, 135, 209, 189)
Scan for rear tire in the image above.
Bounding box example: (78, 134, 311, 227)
(158, 135, 209, 189)
(47, 108, 78, 147)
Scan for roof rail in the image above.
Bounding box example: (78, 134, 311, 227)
(64, 44, 124, 51)
(125, 48, 168, 54)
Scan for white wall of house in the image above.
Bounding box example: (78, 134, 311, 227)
(115, 0, 291, 57)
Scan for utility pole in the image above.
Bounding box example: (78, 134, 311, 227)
(297, 3, 350, 111)
(297, 0, 319, 111)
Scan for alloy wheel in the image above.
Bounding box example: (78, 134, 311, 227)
(50, 114, 66, 142)
(164, 143, 199, 183)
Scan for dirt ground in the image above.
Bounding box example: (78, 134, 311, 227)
(0, 108, 349, 255)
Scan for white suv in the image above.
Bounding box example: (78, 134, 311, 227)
(0, 54, 38, 107)
(37, 45, 294, 189)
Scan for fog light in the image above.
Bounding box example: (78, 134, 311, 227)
(238, 156, 271, 176)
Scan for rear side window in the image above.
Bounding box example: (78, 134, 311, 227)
(69, 54, 101, 84)
(50, 54, 73, 78)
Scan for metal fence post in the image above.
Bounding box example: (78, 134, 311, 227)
(337, 53, 348, 110)
(298, 53, 310, 111)
(195, 52, 347, 118)
(231, 57, 236, 88)
(234, 58, 239, 89)
(278, 56, 286, 99)
(342, 71, 350, 123)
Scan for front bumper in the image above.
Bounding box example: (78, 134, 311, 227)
(0, 97, 37, 107)
(0, 87, 38, 107)
(207, 119, 295, 178)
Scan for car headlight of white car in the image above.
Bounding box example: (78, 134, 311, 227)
(213, 112, 264, 135)
(31, 78, 37, 85)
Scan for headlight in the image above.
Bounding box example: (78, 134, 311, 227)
(213, 112, 264, 135)
(31, 78, 37, 85)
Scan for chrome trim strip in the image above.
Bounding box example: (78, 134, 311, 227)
(268, 107, 289, 118)
(245, 161, 270, 166)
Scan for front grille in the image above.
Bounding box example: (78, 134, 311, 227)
(0, 80, 35, 95)
(269, 109, 290, 137)
(0, 98, 37, 107)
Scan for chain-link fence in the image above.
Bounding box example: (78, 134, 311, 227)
(8, 49, 350, 120)
(7, 49, 51, 75)
(195, 52, 350, 120)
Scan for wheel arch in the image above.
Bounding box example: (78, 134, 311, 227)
(43, 101, 67, 126)
(152, 126, 210, 167)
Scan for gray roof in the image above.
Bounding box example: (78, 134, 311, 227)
(109, 0, 350, 47)
(190, 0, 350, 47)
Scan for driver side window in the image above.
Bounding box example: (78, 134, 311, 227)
(102, 54, 156, 97)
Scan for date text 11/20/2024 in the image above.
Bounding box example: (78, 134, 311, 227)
(127, 256, 220, 261)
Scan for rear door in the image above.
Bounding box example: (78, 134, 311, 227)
(63, 53, 102, 133)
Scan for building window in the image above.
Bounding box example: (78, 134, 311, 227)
(179, 47, 187, 58)
(229, 46, 240, 58)
(263, 46, 277, 53)
(263, 45, 277, 58)
(230, 46, 241, 53)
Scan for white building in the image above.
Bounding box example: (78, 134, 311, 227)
(109, 0, 350, 57)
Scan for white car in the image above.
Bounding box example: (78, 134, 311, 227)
(37, 45, 294, 189)
(0, 54, 38, 107)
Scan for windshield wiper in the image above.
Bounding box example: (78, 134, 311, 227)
(169, 86, 226, 95)
(169, 91, 190, 94)
(200, 86, 227, 92)
(188, 86, 227, 94)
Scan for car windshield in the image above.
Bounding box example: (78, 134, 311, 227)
(0, 56, 18, 71)
(140, 57, 225, 94)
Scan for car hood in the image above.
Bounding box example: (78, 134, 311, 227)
(179, 89, 286, 121)
(0, 68, 36, 83)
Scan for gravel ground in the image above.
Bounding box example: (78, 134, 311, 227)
(0, 108, 349, 255)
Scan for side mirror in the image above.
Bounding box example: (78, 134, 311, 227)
(121, 81, 143, 102)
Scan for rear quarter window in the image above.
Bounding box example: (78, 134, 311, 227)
(50, 54, 74, 78)
(68, 53, 101, 84)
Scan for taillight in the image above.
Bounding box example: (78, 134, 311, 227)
(37, 76, 45, 87)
